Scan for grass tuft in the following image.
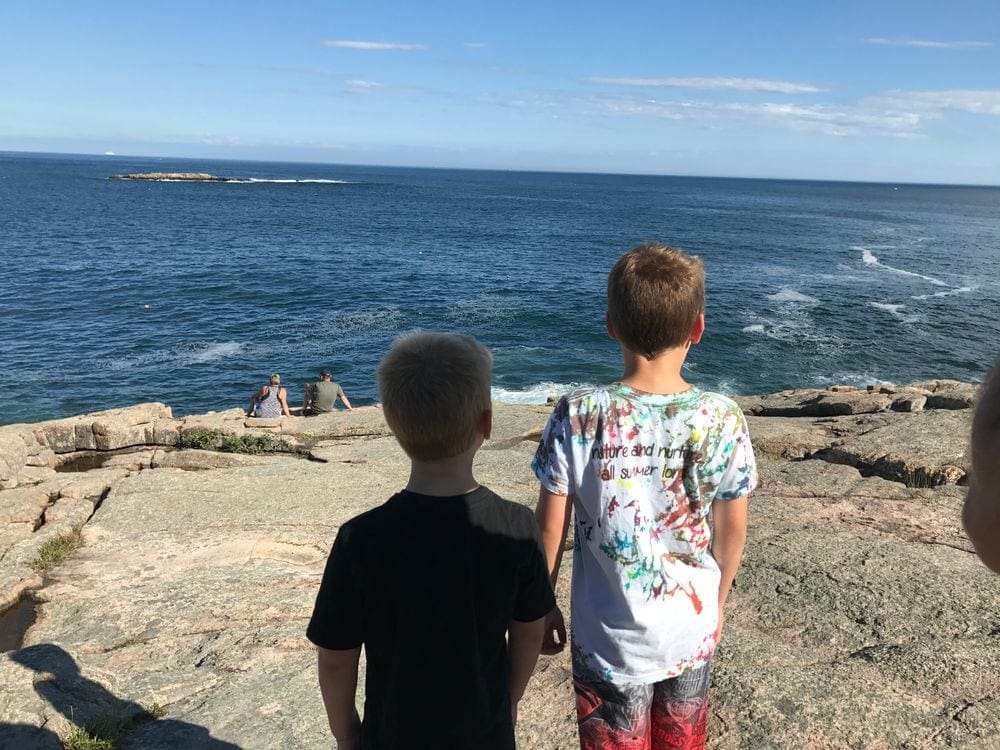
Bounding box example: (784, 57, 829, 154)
(177, 428, 223, 450)
(30, 528, 83, 574)
(62, 724, 115, 750)
(179, 428, 287, 454)
(61, 703, 168, 750)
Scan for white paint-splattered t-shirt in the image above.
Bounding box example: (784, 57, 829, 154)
(532, 383, 757, 684)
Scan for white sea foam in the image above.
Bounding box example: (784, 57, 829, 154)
(152, 178, 350, 184)
(446, 294, 524, 323)
(869, 302, 918, 323)
(742, 324, 766, 334)
(241, 178, 350, 184)
(491, 382, 591, 404)
(857, 247, 948, 287)
(103, 341, 245, 371)
(766, 288, 819, 304)
(912, 286, 974, 300)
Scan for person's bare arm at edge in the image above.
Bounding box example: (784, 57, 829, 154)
(712, 495, 749, 642)
(535, 488, 573, 654)
(278, 387, 291, 416)
(964, 357, 1000, 573)
(507, 616, 546, 725)
(317, 646, 362, 750)
(340, 392, 354, 411)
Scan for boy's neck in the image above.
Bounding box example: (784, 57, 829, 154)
(619, 344, 691, 395)
(405, 446, 480, 497)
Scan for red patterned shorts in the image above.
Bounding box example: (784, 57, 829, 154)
(573, 662, 711, 750)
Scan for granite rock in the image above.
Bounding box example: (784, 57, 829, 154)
(1, 391, 995, 749)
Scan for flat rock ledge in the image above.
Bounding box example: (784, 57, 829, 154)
(1, 384, 996, 749)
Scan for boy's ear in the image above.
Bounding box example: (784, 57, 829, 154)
(689, 313, 705, 345)
(606, 312, 618, 340)
(479, 408, 493, 441)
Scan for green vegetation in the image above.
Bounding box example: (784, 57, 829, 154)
(30, 528, 83, 574)
(178, 428, 287, 454)
(63, 725, 114, 750)
(61, 704, 167, 750)
(177, 428, 224, 450)
(219, 432, 286, 454)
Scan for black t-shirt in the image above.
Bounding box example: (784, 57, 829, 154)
(307, 486, 556, 750)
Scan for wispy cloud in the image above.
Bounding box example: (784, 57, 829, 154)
(345, 79, 385, 92)
(322, 40, 426, 51)
(500, 87, 1000, 137)
(871, 89, 1000, 115)
(865, 37, 992, 49)
(462, 42, 488, 49)
(588, 76, 825, 94)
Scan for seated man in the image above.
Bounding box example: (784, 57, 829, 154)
(303, 370, 354, 415)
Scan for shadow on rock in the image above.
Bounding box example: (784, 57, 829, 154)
(3, 643, 242, 749)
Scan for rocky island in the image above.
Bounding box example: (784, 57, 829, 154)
(0, 380, 996, 748)
(109, 173, 238, 182)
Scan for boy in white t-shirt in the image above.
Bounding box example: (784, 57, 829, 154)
(533, 242, 757, 750)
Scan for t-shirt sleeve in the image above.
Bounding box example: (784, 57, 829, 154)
(337, 385, 346, 400)
(700, 400, 758, 502)
(306, 523, 364, 650)
(512, 514, 557, 622)
(531, 397, 573, 496)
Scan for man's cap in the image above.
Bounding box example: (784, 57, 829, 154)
(320, 370, 331, 378)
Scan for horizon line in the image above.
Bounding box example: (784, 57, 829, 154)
(2, 146, 997, 190)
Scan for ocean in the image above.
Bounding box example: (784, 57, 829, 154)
(1, 151, 998, 426)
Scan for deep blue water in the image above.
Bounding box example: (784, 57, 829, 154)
(2, 151, 999, 425)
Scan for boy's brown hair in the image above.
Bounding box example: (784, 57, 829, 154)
(377, 331, 493, 461)
(607, 242, 706, 359)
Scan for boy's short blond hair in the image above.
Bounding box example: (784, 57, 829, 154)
(377, 331, 493, 461)
(607, 242, 706, 359)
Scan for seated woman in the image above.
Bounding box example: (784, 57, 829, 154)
(249, 373, 291, 418)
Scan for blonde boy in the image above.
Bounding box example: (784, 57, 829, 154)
(533, 243, 757, 750)
(308, 332, 554, 750)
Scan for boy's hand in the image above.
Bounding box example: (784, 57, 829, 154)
(541, 606, 567, 654)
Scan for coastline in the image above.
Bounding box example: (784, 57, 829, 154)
(0, 379, 996, 747)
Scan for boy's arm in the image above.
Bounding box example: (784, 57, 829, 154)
(712, 495, 749, 641)
(317, 646, 362, 749)
(964, 357, 1000, 572)
(535, 488, 573, 586)
(535, 488, 573, 653)
(507, 616, 546, 723)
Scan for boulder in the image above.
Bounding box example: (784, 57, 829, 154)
(57, 468, 130, 500)
(43, 497, 95, 526)
(0, 487, 50, 526)
(744, 417, 836, 460)
(890, 391, 927, 412)
(815, 409, 971, 487)
(743, 389, 893, 417)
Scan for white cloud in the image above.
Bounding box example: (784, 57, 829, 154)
(322, 40, 426, 51)
(462, 42, 488, 49)
(588, 76, 825, 94)
(345, 79, 384, 89)
(500, 85, 1000, 138)
(871, 89, 1000, 115)
(865, 37, 991, 49)
(577, 96, 919, 136)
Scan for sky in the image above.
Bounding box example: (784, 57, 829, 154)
(2, 1, 999, 183)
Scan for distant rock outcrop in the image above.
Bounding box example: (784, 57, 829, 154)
(108, 172, 235, 182)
